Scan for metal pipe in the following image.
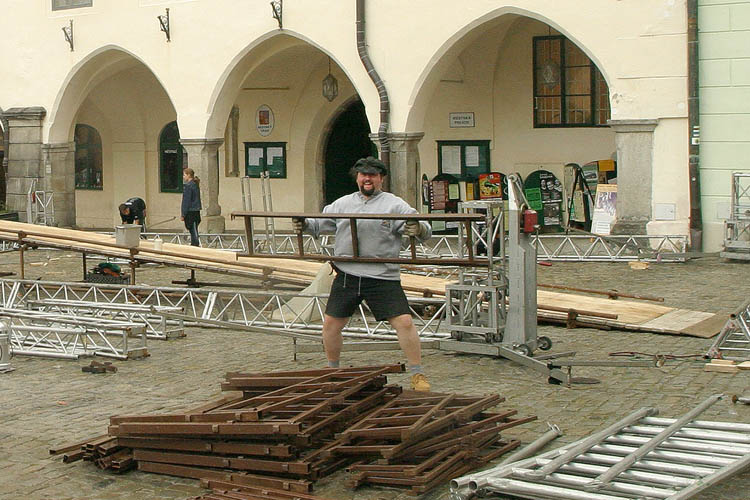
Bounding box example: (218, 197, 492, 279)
(451, 423, 562, 491)
(519, 406, 657, 479)
(687, 0, 702, 250)
(540, 457, 697, 488)
(487, 476, 663, 500)
(624, 423, 750, 444)
(356, 0, 390, 171)
(569, 451, 717, 477)
(669, 452, 750, 500)
(589, 442, 734, 468)
(642, 416, 750, 433)
(605, 433, 750, 456)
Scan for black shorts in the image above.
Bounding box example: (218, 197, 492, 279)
(325, 270, 411, 321)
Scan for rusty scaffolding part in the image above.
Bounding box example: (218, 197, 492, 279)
(451, 394, 750, 500)
(0, 307, 147, 360)
(706, 299, 750, 361)
(721, 172, 750, 260)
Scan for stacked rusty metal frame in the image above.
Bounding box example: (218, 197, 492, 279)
(329, 392, 537, 496)
(53, 364, 537, 497)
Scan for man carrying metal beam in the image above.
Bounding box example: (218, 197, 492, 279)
(293, 157, 433, 391)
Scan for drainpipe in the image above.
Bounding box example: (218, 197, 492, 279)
(0, 112, 8, 207)
(356, 0, 390, 171)
(687, 0, 702, 250)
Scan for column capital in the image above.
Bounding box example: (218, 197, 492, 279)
(180, 138, 224, 150)
(388, 132, 425, 142)
(41, 142, 75, 153)
(4, 107, 47, 121)
(607, 119, 658, 133)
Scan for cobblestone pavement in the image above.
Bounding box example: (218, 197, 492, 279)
(0, 248, 749, 500)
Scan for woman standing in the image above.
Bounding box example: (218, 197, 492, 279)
(181, 168, 202, 246)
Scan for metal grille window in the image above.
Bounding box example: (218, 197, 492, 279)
(159, 121, 186, 193)
(52, 0, 92, 10)
(533, 36, 610, 127)
(74, 124, 102, 190)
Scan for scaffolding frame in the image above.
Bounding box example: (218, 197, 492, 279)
(706, 300, 750, 361)
(721, 172, 750, 260)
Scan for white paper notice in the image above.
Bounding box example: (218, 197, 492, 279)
(247, 148, 263, 167)
(267, 147, 283, 164)
(441, 145, 461, 175)
(465, 146, 480, 167)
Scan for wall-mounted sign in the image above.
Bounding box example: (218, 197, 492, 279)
(256, 105, 274, 137)
(449, 112, 475, 128)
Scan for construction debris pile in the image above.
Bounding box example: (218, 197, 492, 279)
(53, 364, 536, 497)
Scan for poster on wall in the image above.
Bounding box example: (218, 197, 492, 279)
(523, 169, 563, 231)
(256, 105, 274, 137)
(591, 184, 617, 235)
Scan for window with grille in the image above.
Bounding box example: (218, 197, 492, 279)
(74, 124, 102, 190)
(533, 36, 610, 127)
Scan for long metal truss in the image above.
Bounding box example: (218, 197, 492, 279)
(0, 307, 147, 360)
(0, 279, 449, 342)
(133, 232, 686, 262)
(706, 300, 750, 361)
(451, 394, 750, 500)
(26, 299, 185, 340)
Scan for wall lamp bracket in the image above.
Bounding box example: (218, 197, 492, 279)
(62, 19, 74, 52)
(157, 8, 170, 42)
(270, 0, 282, 29)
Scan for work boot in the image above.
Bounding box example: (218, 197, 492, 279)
(410, 373, 430, 392)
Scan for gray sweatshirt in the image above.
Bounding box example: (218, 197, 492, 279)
(305, 191, 431, 280)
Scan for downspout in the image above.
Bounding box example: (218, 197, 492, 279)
(687, 0, 702, 250)
(356, 0, 390, 172)
(0, 112, 8, 207)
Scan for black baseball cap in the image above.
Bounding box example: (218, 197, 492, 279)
(352, 156, 387, 176)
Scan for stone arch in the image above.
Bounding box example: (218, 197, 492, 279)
(405, 6, 611, 132)
(47, 45, 175, 144)
(205, 30, 369, 140)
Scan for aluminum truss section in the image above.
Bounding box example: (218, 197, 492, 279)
(706, 300, 750, 361)
(26, 299, 185, 340)
(721, 172, 750, 260)
(532, 233, 687, 262)
(0, 279, 450, 341)
(1, 307, 147, 360)
(456, 394, 750, 500)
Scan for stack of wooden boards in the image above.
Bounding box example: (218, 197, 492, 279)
(52, 364, 535, 497)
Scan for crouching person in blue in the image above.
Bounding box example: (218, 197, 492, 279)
(293, 157, 432, 391)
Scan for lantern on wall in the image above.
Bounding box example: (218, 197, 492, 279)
(322, 58, 338, 102)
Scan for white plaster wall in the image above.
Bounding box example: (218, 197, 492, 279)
(698, 0, 750, 252)
(0, 0, 690, 233)
(647, 117, 690, 236)
(418, 18, 617, 185)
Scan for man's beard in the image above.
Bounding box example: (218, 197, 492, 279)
(359, 185, 378, 196)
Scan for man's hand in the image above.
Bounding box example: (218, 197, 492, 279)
(404, 220, 425, 238)
(292, 217, 306, 232)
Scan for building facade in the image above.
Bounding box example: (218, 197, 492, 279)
(0, 0, 695, 245)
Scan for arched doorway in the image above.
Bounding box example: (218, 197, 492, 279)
(323, 99, 376, 204)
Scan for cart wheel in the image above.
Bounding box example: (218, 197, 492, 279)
(513, 344, 532, 357)
(538, 336, 552, 351)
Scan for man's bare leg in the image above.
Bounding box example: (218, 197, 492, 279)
(322, 314, 349, 366)
(388, 313, 421, 366)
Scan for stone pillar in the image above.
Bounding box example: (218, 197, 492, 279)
(370, 132, 425, 206)
(4, 107, 46, 221)
(42, 142, 76, 227)
(608, 119, 658, 235)
(180, 138, 224, 233)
